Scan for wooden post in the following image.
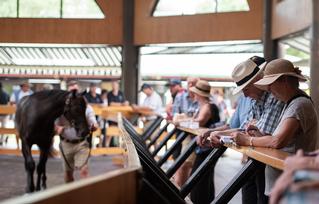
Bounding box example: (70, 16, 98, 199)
(263, 0, 278, 61)
(122, 0, 139, 104)
(310, 0, 319, 110)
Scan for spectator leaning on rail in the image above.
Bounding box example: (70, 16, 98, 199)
(199, 56, 285, 204)
(55, 80, 99, 183)
(231, 58, 319, 197)
(173, 77, 199, 188)
(172, 77, 199, 117)
(165, 78, 184, 120)
(188, 80, 221, 204)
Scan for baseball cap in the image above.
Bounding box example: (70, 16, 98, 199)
(140, 83, 152, 91)
(166, 78, 181, 86)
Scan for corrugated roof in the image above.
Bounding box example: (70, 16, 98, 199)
(0, 45, 122, 67)
(0, 45, 122, 78)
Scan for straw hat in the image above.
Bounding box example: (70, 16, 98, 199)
(254, 59, 307, 90)
(190, 80, 211, 98)
(231, 56, 266, 95)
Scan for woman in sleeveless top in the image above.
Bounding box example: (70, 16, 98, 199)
(188, 80, 220, 204)
(232, 59, 319, 198)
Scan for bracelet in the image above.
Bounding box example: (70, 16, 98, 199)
(249, 137, 254, 147)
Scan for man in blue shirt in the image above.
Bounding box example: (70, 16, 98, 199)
(229, 94, 252, 129)
(172, 77, 199, 116)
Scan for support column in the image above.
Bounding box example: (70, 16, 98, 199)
(310, 0, 319, 110)
(122, 0, 139, 104)
(263, 0, 278, 61)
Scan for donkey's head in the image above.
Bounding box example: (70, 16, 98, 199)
(64, 90, 90, 138)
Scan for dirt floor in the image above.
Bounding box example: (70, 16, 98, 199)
(0, 154, 121, 202)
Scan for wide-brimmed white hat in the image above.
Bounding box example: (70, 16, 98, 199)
(254, 58, 307, 90)
(190, 80, 211, 98)
(232, 56, 266, 95)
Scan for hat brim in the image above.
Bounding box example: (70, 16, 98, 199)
(190, 86, 210, 98)
(232, 67, 264, 95)
(254, 72, 307, 91)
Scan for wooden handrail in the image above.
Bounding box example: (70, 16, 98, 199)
(0, 104, 156, 118)
(0, 128, 19, 135)
(177, 126, 288, 170)
(90, 104, 156, 118)
(0, 105, 16, 115)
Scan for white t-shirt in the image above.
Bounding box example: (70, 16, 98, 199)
(142, 91, 163, 115)
(10, 90, 33, 104)
(265, 96, 319, 195)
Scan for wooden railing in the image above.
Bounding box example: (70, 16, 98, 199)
(176, 125, 290, 203)
(0, 105, 144, 156)
(0, 105, 20, 149)
(1, 117, 142, 204)
(90, 104, 156, 120)
(177, 126, 288, 170)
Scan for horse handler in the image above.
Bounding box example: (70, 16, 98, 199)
(55, 80, 99, 183)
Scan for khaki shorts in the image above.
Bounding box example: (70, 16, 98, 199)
(182, 136, 196, 164)
(60, 140, 90, 171)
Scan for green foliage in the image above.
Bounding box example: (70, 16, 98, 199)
(286, 47, 309, 59)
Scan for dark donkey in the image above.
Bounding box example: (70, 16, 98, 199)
(15, 90, 90, 193)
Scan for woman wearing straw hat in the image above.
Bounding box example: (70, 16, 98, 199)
(232, 59, 319, 197)
(189, 79, 220, 204)
(190, 80, 220, 128)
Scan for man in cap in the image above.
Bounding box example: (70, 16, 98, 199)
(140, 83, 163, 115)
(199, 56, 285, 204)
(173, 77, 199, 117)
(10, 81, 33, 105)
(171, 77, 200, 187)
(165, 78, 184, 120)
(167, 78, 183, 101)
